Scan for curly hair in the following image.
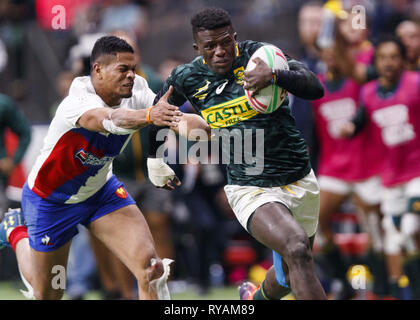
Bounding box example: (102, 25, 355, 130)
(190, 7, 232, 37)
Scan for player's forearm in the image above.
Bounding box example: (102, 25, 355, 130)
(275, 61, 324, 100)
(148, 114, 211, 158)
(173, 113, 211, 140)
(110, 108, 148, 130)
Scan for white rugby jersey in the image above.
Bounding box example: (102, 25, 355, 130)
(27, 75, 156, 204)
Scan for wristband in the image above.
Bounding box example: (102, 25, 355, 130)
(270, 68, 277, 85)
(146, 105, 155, 124)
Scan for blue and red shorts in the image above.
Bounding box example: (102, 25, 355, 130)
(21, 175, 135, 252)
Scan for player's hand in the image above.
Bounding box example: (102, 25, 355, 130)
(243, 58, 273, 97)
(150, 86, 183, 127)
(147, 157, 182, 190)
(160, 175, 182, 191)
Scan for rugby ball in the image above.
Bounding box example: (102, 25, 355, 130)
(244, 45, 289, 114)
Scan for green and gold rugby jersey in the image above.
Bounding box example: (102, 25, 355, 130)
(163, 40, 311, 187)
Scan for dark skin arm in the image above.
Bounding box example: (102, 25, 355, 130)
(243, 57, 324, 100)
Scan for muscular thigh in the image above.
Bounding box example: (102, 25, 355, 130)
(87, 204, 157, 275)
(31, 240, 72, 298)
(249, 202, 309, 254)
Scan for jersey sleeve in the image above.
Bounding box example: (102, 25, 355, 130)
(63, 77, 106, 127)
(132, 74, 156, 110)
(275, 53, 324, 100)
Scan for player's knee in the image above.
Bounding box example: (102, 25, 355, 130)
(147, 257, 164, 282)
(34, 287, 64, 300)
(134, 252, 164, 285)
(284, 238, 312, 264)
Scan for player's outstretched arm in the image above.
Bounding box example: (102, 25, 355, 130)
(171, 113, 211, 140)
(77, 86, 182, 134)
(146, 113, 210, 191)
(146, 84, 212, 190)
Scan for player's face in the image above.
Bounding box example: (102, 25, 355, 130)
(375, 42, 404, 82)
(100, 52, 137, 100)
(193, 25, 237, 75)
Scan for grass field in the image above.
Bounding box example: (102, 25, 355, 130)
(0, 281, 240, 300)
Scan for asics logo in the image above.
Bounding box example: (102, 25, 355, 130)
(216, 80, 229, 94)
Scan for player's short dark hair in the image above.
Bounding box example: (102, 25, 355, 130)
(190, 7, 232, 37)
(374, 34, 407, 60)
(90, 36, 134, 66)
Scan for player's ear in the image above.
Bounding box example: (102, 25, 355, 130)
(233, 32, 237, 41)
(92, 62, 103, 80)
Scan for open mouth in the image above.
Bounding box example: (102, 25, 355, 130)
(123, 83, 134, 88)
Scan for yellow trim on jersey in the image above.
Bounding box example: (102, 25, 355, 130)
(233, 66, 245, 85)
(284, 185, 296, 195)
(200, 95, 258, 128)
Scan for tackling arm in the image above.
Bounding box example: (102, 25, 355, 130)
(147, 86, 211, 190)
(77, 86, 181, 134)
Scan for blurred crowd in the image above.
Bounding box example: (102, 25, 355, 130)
(1, 0, 420, 299)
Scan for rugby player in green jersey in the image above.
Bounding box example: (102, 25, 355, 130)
(147, 7, 327, 300)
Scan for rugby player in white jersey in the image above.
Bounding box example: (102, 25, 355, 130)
(0, 36, 209, 300)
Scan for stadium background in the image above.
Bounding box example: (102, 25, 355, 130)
(0, 0, 419, 300)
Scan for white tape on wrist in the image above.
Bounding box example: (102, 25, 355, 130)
(102, 118, 136, 135)
(147, 158, 175, 187)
